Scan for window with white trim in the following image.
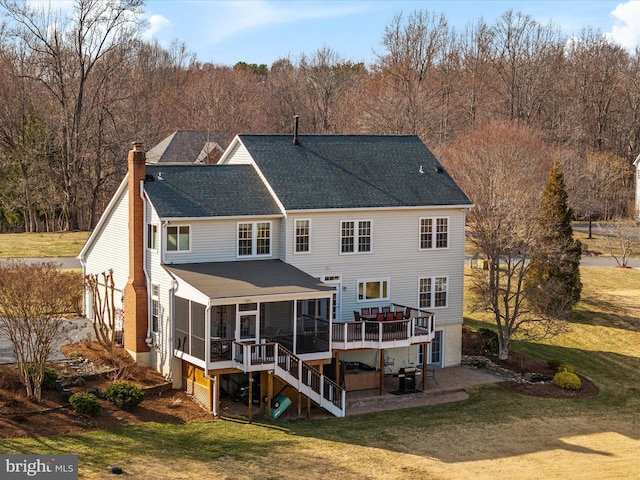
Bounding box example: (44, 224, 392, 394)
(358, 279, 389, 302)
(419, 276, 448, 308)
(151, 285, 160, 333)
(147, 224, 158, 250)
(420, 217, 449, 249)
(341, 220, 371, 253)
(238, 221, 271, 257)
(167, 225, 190, 251)
(295, 219, 310, 253)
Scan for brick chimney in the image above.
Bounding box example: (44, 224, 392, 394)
(123, 142, 150, 357)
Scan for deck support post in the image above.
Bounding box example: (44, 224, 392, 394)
(379, 348, 385, 395)
(422, 344, 428, 391)
(267, 370, 273, 418)
(248, 373, 254, 422)
(213, 374, 220, 416)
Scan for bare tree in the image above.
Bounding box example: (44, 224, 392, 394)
(1, 0, 144, 230)
(600, 218, 640, 267)
(488, 10, 565, 125)
(370, 9, 451, 138)
(442, 121, 553, 359)
(299, 46, 367, 133)
(85, 269, 120, 351)
(0, 261, 80, 402)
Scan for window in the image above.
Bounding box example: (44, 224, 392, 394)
(147, 224, 158, 250)
(151, 285, 160, 333)
(238, 222, 271, 257)
(358, 279, 389, 302)
(295, 219, 310, 253)
(420, 217, 448, 249)
(167, 225, 190, 251)
(341, 220, 371, 253)
(419, 276, 448, 308)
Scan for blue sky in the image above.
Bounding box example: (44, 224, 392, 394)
(141, 0, 640, 66)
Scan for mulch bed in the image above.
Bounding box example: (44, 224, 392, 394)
(462, 326, 599, 400)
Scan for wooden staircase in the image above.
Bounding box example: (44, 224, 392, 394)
(232, 341, 345, 417)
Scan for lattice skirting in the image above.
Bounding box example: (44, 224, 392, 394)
(184, 378, 211, 412)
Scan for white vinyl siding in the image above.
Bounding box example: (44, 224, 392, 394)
(163, 218, 282, 265)
(285, 208, 465, 327)
(83, 189, 130, 292)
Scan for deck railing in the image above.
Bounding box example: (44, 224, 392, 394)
(332, 304, 435, 349)
(231, 340, 345, 417)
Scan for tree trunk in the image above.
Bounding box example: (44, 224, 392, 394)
(498, 336, 510, 360)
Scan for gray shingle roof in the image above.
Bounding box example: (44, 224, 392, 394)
(144, 165, 281, 218)
(165, 260, 335, 300)
(237, 134, 471, 210)
(146, 130, 230, 164)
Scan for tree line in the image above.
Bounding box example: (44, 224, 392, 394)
(0, 2, 637, 232)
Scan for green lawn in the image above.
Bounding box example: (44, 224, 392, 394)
(1, 265, 639, 479)
(0, 231, 90, 258)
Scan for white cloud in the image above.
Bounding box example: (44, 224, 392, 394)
(142, 14, 171, 41)
(208, 0, 368, 44)
(606, 0, 640, 51)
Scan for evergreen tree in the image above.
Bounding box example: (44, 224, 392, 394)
(526, 160, 582, 317)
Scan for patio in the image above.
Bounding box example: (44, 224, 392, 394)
(217, 364, 504, 419)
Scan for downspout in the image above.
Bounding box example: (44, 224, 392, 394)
(167, 273, 178, 384)
(204, 305, 211, 378)
(78, 256, 88, 318)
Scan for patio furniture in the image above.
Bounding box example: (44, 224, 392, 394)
(361, 307, 370, 315)
(382, 306, 390, 313)
(371, 307, 380, 315)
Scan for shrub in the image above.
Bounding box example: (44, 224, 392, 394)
(553, 371, 582, 391)
(69, 392, 102, 417)
(547, 359, 575, 374)
(547, 359, 563, 370)
(105, 382, 144, 411)
(477, 328, 499, 353)
(28, 365, 58, 390)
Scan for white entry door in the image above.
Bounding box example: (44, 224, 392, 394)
(322, 275, 342, 321)
(237, 303, 259, 343)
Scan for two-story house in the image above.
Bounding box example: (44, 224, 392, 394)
(78, 132, 472, 417)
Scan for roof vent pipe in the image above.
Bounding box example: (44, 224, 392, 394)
(293, 115, 300, 145)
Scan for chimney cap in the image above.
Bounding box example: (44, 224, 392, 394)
(132, 141, 144, 151)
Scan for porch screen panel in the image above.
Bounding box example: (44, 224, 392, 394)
(264, 301, 293, 334)
(175, 297, 189, 352)
(191, 302, 206, 360)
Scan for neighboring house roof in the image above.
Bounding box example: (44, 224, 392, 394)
(144, 165, 282, 219)
(165, 260, 335, 300)
(146, 130, 230, 164)
(234, 134, 472, 210)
